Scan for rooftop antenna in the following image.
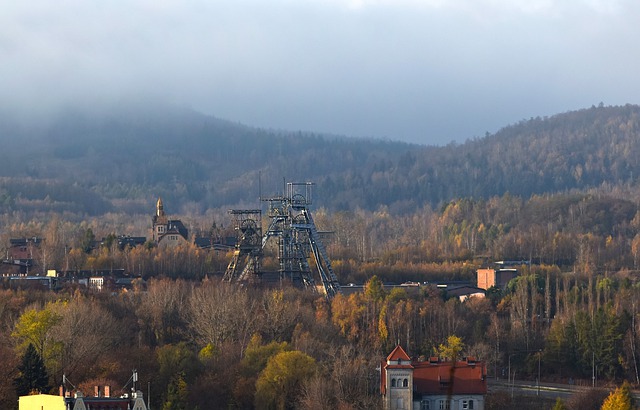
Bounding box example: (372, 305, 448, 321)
(120, 369, 138, 395)
(62, 373, 77, 391)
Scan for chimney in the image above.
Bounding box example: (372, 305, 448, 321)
(59, 385, 64, 397)
(94, 385, 100, 397)
(104, 385, 111, 398)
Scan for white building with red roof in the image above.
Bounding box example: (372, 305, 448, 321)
(381, 345, 487, 410)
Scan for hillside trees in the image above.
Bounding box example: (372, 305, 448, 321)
(3, 269, 640, 408)
(3, 185, 640, 287)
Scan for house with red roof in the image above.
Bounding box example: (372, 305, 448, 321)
(381, 345, 487, 410)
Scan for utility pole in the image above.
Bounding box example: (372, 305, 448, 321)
(537, 350, 541, 396)
(592, 352, 595, 387)
(508, 353, 516, 398)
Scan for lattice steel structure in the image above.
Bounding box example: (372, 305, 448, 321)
(263, 182, 341, 298)
(224, 182, 341, 298)
(223, 209, 262, 283)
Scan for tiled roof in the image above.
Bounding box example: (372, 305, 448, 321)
(413, 360, 487, 395)
(387, 345, 411, 362)
(381, 346, 487, 397)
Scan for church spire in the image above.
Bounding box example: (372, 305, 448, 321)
(156, 197, 165, 217)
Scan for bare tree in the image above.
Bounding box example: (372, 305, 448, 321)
(138, 278, 192, 345)
(188, 279, 259, 356)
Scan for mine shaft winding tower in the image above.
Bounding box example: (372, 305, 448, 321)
(223, 182, 341, 299)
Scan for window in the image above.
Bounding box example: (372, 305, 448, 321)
(403, 378, 408, 387)
(439, 400, 444, 410)
(463, 400, 468, 409)
(421, 400, 430, 410)
(469, 400, 474, 409)
(397, 398, 403, 409)
(391, 378, 396, 387)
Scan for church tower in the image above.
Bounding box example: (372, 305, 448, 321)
(156, 197, 165, 218)
(151, 197, 189, 247)
(152, 197, 169, 243)
(382, 345, 414, 410)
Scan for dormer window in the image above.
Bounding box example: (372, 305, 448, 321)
(397, 358, 401, 365)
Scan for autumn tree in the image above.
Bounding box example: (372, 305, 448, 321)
(234, 335, 291, 407)
(437, 335, 464, 410)
(154, 343, 201, 410)
(437, 335, 464, 362)
(255, 350, 316, 410)
(601, 381, 633, 410)
(12, 304, 62, 367)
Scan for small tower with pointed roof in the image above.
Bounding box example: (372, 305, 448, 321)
(156, 197, 165, 218)
(152, 197, 188, 247)
(382, 345, 414, 410)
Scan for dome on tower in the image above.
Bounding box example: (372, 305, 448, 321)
(156, 197, 164, 217)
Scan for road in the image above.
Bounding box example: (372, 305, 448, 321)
(488, 378, 640, 401)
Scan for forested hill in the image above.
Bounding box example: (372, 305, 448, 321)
(0, 102, 639, 216)
(385, 103, 640, 207)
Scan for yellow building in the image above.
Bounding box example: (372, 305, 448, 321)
(19, 394, 65, 410)
(19, 390, 147, 410)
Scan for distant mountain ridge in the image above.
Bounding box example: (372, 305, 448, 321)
(0, 102, 639, 216)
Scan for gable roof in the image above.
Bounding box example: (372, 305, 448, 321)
(387, 345, 411, 362)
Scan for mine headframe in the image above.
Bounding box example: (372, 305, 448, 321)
(263, 182, 342, 299)
(223, 209, 262, 283)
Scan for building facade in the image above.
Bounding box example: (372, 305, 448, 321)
(476, 268, 518, 290)
(381, 345, 487, 410)
(19, 389, 147, 410)
(152, 197, 189, 247)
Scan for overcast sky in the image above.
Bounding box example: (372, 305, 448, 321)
(2, 0, 639, 145)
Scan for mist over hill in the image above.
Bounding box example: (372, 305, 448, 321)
(0, 102, 639, 217)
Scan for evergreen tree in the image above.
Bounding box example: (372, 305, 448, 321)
(162, 372, 188, 410)
(13, 343, 50, 396)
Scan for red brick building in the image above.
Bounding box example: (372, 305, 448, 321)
(381, 345, 487, 410)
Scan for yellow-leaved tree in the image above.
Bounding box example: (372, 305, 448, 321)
(255, 350, 316, 410)
(437, 335, 464, 362)
(601, 381, 633, 410)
